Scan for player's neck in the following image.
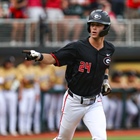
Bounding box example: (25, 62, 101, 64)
(89, 37, 104, 50)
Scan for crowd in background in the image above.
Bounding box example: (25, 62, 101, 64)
(2, 0, 140, 20)
(0, 0, 140, 45)
(0, 56, 140, 136)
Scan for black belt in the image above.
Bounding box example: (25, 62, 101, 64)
(68, 89, 83, 104)
(68, 89, 73, 97)
(68, 89, 96, 104)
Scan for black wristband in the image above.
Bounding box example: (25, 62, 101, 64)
(38, 54, 43, 61)
(104, 74, 108, 80)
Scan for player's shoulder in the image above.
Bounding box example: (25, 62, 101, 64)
(104, 40, 115, 51)
(65, 39, 83, 47)
(61, 40, 84, 51)
(62, 38, 90, 52)
(77, 38, 88, 45)
(66, 37, 87, 45)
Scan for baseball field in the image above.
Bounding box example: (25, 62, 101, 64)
(0, 129, 140, 140)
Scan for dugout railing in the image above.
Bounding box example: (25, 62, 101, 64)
(0, 19, 140, 47)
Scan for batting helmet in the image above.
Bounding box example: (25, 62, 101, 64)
(87, 9, 111, 37)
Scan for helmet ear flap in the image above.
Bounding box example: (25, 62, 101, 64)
(87, 23, 90, 33)
(99, 25, 110, 37)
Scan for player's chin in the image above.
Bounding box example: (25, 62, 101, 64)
(90, 33, 98, 38)
(91, 35, 99, 39)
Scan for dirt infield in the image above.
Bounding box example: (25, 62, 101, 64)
(107, 129, 140, 137)
(0, 129, 140, 139)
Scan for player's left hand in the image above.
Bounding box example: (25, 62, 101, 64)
(102, 80, 111, 96)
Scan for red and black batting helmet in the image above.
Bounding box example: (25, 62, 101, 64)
(87, 9, 111, 37)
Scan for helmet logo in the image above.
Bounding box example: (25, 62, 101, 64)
(93, 14, 101, 20)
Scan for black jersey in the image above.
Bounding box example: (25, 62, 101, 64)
(51, 37, 115, 97)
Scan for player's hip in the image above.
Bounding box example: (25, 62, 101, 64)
(66, 89, 102, 106)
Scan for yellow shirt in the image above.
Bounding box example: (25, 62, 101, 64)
(2, 67, 18, 90)
(53, 66, 66, 85)
(17, 63, 37, 88)
(35, 64, 56, 91)
(0, 67, 4, 90)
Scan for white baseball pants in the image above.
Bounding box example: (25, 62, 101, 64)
(53, 90, 107, 140)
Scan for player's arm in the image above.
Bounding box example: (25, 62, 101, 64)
(104, 68, 109, 76)
(22, 50, 56, 65)
(41, 53, 56, 65)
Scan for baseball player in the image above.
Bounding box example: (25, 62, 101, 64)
(0, 67, 7, 136)
(17, 60, 39, 135)
(35, 63, 56, 132)
(2, 57, 19, 136)
(22, 9, 115, 140)
(47, 66, 66, 131)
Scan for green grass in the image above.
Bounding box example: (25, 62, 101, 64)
(108, 137, 140, 140)
(74, 137, 140, 140)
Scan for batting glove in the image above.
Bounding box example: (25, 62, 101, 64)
(102, 79, 111, 96)
(22, 50, 43, 61)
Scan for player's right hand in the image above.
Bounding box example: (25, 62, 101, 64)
(22, 50, 41, 61)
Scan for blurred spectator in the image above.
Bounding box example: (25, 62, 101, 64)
(82, 0, 99, 16)
(45, 0, 65, 44)
(35, 63, 56, 132)
(17, 60, 38, 135)
(131, 73, 140, 127)
(125, 71, 140, 128)
(62, 0, 86, 44)
(98, 0, 126, 42)
(124, 0, 140, 19)
(0, 3, 3, 18)
(125, 71, 140, 89)
(101, 94, 117, 130)
(0, 0, 9, 18)
(47, 66, 66, 132)
(124, 0, 140, 41)
(110, 71, 127, 129)
(32, 81, 41, 134)
(111, 0, 125, 19)
(26, 0, 47, 43)
(9, 0, 28, 46)
(107, 70, 139, 129)
(0, 66, 7, 136)
(2, 56, 19, 136)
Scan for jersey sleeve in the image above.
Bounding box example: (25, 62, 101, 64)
(51, 43, 77, 66)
